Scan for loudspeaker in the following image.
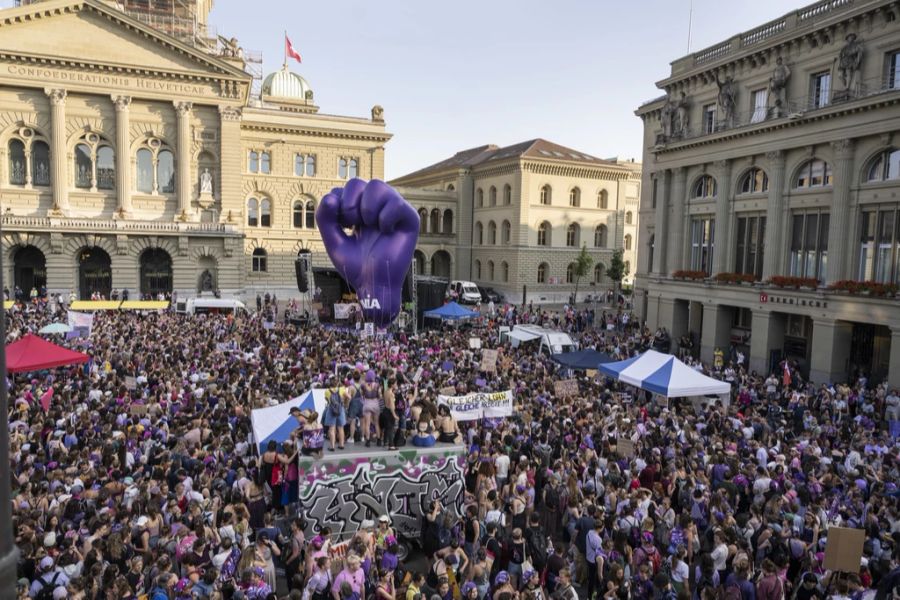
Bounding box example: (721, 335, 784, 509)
(295, 255, 309, 293)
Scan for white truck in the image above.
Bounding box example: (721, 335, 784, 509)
(175, 297, 248, 316)
(502, 324, 578, 355)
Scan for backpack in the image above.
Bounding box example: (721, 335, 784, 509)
(34, 572, 61, 600)
(526, 527, 549, 571)
(724, 584, 742, 600)
(628, 522, 643, 549)
(691, 499, 708, 529)
(544, 485, 560, 511)
(695, 574, 720, 600)
(327, 390, 342, 416)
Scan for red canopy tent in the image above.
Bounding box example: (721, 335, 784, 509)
(5, 334, 89, 373)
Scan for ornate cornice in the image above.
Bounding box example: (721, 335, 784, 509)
(218, 106, 243, 122)
(239, 122, 392, 143)
(45, 88, 67, 105)
(112, 95, 132, 111)
(521, 161, 633, 181)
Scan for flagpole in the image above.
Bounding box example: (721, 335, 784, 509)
(284, 30, 288, 68)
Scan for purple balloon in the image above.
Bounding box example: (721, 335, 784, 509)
(317, 179, 419, 325)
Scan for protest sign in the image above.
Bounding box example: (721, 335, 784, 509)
(363, 323, 375, 339)
(480, 349, 498, 372)
(617, 437, 635, 458)
(413, 366, 424, 383)
(130, 404, 148, 416)
(439, 386, 457, 396)
(124, 376, 137, 390)
(823, 527, 865, 572)
(469, 338, 482, 350)
(554, 379, 579, 397)
(67, 310, 94, 337)
(333, 303, 360, 320)
(437, 390, 514, 421)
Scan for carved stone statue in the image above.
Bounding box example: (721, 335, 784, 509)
(199, 270, 214, 292)
(200, 168, 213, 194)
(768, 57, 791, 117)
(305, 89, 314, 101)
(371, 105, 384, 122)
(219, 36, 242, 59)
(660, 95, 675, 139)
(716, 72, 737, 128)
(838, 33, 863, 94)
(675, 92, 691, 136)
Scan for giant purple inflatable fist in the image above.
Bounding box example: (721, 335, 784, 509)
(317, 179, 420, 325)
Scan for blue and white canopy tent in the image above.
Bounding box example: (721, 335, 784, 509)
(423, 301, 480, 321)
(599, 349, 730, 400)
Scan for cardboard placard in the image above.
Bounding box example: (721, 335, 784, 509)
(124, 376, 137, 390)
(617, 437, 635, 459)
(130, 404, 148, 416)
(554, 379, 579, 397)
(363, 323, 375, 339)
(823, 527, 865, 572)
(469, 338, 482, 350)
(413, 366, 424, 383)
(480, 349, 499, 372)
(440, 386, 457, 396)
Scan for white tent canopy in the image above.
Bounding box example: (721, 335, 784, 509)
(599, 349, 731, 398)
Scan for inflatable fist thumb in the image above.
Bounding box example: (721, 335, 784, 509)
(316, 179, 419, 326)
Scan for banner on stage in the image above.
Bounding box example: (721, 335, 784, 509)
(438, 390, 513, 421)
(333, 303, 360, 320)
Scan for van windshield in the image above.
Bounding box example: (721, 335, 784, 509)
(463, 285, 479, 294)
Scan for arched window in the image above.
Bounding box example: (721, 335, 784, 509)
(476, 188, 484, 207)
(488, 260, 495, 281)
(475, 260, 482, 279)
(794, 159, 832, 188)
(566, 223, 579, 247)
(501, 261, 509, 282)
(157, 150, 174, 193)
(594, 263, 605, 283)
(503, 184, 512, 205)
(293, 201, 303, 228)
(348, 159, 358, 178)
(418, 208, 428, 234)
(866, 149, 900, 182)
(13, 245, 46, 293)
(96, 146, 115, 190)
(537, 221, 550, 246)
(442, 209, 453, 234)
(692, 175, 717, 198)
(136, 148, 153, 193)
(8, 139, 25, 185)
(488, 221, 497, 245)
(475, 222, 483, 245)
(447, 183, 455, 191)
(247, 198, 259, 227)
(31, 141, 50, 186)
(569, 187, 581, 207)
(489, 186, 497, 206)
(139, 248, 173, 296)
(566, 263, 575, 284)
(540, 184, 551, 205)
(248, 151, 259, 173)
(598, 189, 608, 209)
(740, 167, 769, 193)
(625, 211, 633, 225)
(260, 198, 272, 227)
(595, 225, 608, 248)
(77, 246, 111, 299)
(305, 200, 316, 228)
(252, 248, 267, 272)
(414, 250, 426, 275)
(625, 260, 631, 273)
(537, 262, 548, 283)
(338, 158, 348, 179)
(74, 143, 92, 188)
(625, 234, 632, 250)
(502, 220, 511, 244)
(306, 155, 316, 176)
(430, 209, 440, 233)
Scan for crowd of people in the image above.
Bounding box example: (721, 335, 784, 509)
(4, 295, 899, 600)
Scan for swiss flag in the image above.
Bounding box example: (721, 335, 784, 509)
(782, 362, 792, 388)
(285, 35, 302, 64)
(39, 386, 53, 413)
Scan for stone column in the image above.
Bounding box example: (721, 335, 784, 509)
(45, 88, 68, 213)
(652, 170, 670, 275)
(0, 242, 19, 599)
(669, 167, 687, 271)
(712, 160, 732, 275)
(809, 318, 852, 384)
(174, 102, 193, 217)
(749, 310, 786, 375)
(826, 139, 854, 283)
(218, 105, 242, 223)
(112, 95, 132, 216)
(889, 328, 900, 390)
(700, 303, 733, 364)
(762, 151, 786, 279)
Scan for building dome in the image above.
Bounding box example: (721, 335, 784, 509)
(261, 66, 312, 101)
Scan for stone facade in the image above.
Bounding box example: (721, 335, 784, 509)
(0, 0, 389, 301)
(391, 140, 641, 304)
(634, 0, 900, 387)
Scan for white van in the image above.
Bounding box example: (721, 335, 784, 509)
(449, 280, 481, 305)
(502, 325, 578, 355)
(176, 297, 248, 316)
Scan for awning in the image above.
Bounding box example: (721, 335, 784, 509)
(5, 334, 90, 373)
(120, 301, 169, 310)
(504, 329, 541, 343)
(69, 301, 122, 310)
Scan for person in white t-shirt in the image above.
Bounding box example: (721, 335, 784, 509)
(495, 452, 510, 488)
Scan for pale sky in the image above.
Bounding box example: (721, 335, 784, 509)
(210, 0, 798, 180)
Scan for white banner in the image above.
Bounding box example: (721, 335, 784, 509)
(67, 311, 94, 337)
(437, 390, 514, 421)
(333, 303, 360, 320)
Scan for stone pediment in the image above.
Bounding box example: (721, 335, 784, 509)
(0, 0, 250, 100)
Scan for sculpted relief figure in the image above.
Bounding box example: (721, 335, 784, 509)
(769, 57, 791, 117)
(838, 33, 863, 94)
(716, 72, 737, 128)
(200, 168, 213, 194)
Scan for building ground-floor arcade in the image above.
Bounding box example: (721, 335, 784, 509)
(637, 278, 900, 388)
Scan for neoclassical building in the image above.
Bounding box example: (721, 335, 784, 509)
(634, 0, 900, 386)
(0, 0, 390, 300)
(391, 140, 641, 304)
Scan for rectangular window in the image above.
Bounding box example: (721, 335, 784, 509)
(651, 178, 658, 209)
(703, 104, 716, 134)
(859, 208, 900, 283)
(248, 151, 258, 173)
(751, 88, 768, 123)
(690, 217, 715, 275)
(789, 212, 829, 280)
(260, 152, 271, 174)
(811, 71, 831, 109)
(734, 215, 766, 279)
(889, 50, 900, 90)
(306, 155, 316, 177)
(295, 154, 304, 176)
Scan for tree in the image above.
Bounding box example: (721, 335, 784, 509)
(572, 244, 593, 301)
(606, 248, 629, 302)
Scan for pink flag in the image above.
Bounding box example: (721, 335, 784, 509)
(40, 387, 53, 412)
